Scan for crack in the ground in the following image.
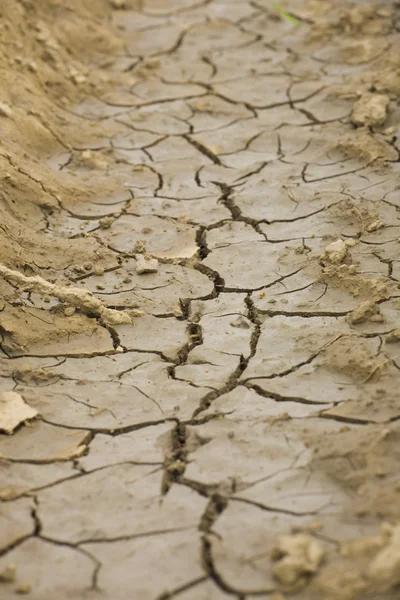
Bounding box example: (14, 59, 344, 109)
(2, 2, 400, 598)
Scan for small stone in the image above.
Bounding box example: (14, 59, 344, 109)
(384, 126, 396, 136)
(64, 306, 76, 317)
(351, 92, 390, 128)
(0, 101, 13, 117)
(99, 217, 114, 229)
(135, 255, 159, 275)
(370, 314, 384, 323)
(15, 583, 31, 594)
(386, 329, 400, 343)
(72, 265, 85, 274)
(166, 459, 185, 475)
(73, 73, 87, 85)
(143, 58, 160, 70)
(173, 302, 184, 318)
(69, 67, 87, 84)
(0, 392, 38, 434)
(0, 564, 16, 583)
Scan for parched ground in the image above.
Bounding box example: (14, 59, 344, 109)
(1, 0, 400, 598)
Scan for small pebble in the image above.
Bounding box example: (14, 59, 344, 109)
(15, 583, 31, 595)
(0, 101, 13, 117)
(0, 564, 16, 583)
(136, 255, 159, 275)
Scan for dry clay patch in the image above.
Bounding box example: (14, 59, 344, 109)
(1, 0, 400, 598)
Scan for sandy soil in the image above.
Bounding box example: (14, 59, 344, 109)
(1, 0, 400, 598)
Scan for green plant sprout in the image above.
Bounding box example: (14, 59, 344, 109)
(273, 3, 300, 26)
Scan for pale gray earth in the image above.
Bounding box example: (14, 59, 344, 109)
(1, 1, 400, 599)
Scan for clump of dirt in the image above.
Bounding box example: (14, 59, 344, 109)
(0, 302, 112, 356)
(317, 206, 394, 308)
(136, 255, 159, 275)
(0, 391, 38, 434)
(334, 4, 393, 36)
(320, 239, 350, 266)
(310, 521, 400, 599)
(332, 52, 400, 102)
(386, 329, 400, 343)
(319, 264, 389, 303)
(307, 423, 400, 522)
(271, 533, 325, 590)
(271, 518, 400, 599)
(319, 335, 381, 382)
(345, 300, 381, 325)
(339, 39, 388, 66)
(320, 198, 384, 238)
(12, 366, 59, 386)
(0, 264, 133, 325)
(336, 128, 398, 163)
(351, 92, 390, 128)
(306, 2, 394, 42)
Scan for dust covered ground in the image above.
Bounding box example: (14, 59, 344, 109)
(1, 0, 400, 598)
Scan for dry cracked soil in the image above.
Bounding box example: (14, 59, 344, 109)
(1, 0, 400, 598)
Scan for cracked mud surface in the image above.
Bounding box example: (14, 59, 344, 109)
(1, 0, 400, 598)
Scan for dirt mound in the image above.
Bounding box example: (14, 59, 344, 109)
(0, 0, 127, 280)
